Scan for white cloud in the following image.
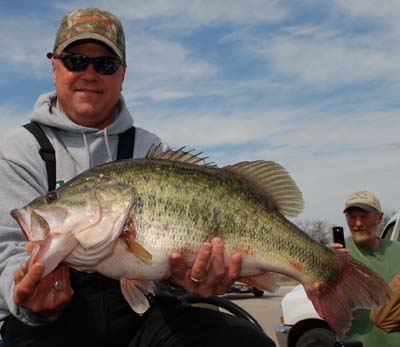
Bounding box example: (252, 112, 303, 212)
(334, 0, 400, 24)
(122, 32, 218, 101)
(242, 24, 400, 89)
(55, 0, 289, 27)
(0, 14, 54, 77)
(0, 104, 30, 134)
(132, 106, 294, 148)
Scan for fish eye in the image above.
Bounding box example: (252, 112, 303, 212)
(45, 191, 58, 204)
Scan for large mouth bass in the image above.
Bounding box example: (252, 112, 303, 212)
(11, 147, 390, 337)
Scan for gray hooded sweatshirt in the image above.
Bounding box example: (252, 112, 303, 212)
(0, 91, 166, 325)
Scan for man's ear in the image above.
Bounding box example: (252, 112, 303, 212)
(51, 58, 57, 85)
(121, 66, 126, 82)
(377, 211, 384, 224)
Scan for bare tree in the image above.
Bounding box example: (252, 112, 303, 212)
(295, 218, 332, 244)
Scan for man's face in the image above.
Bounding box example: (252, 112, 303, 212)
(52, 42, 126, 129)
(345, 208, 383, 246)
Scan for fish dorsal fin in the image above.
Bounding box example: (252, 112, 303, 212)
(223, 161, 304, 217)
(146, 144, 216, 166)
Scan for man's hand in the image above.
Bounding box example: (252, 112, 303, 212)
(13, 251, 73, 320)
(330, 242, 349, 253)
(169, 237, 242, 297)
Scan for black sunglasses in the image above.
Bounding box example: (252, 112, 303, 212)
(50, 53, 122, 75)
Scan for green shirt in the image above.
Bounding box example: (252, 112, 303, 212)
(344, 237, 400, 347)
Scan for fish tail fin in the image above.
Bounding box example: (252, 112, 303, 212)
(304, 252, 391, 338)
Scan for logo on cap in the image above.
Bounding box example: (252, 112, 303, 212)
(72, 16, 114, 28)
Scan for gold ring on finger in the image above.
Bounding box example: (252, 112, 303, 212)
(190, 275, 203, 283)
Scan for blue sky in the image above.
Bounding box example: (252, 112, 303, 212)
(1, 0, 399, 230)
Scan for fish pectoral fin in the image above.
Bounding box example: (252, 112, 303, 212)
(122, 237, 153, 263)
(223, 161, 304, 217)
(239, 271, 281, 292)
(120, 278, 155, 315)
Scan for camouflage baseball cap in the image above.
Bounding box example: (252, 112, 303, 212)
(53, 7, 126, 64)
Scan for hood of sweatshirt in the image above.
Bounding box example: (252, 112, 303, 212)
(31, 91, 133, 135)
(29, 91, 137, 182)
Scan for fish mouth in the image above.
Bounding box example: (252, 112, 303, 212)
(11, 208, 30, 240)
(11, 207, 50, 241)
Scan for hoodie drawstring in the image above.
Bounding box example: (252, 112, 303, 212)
(82, 132, 92, 168)
(103, 127, 113, 163)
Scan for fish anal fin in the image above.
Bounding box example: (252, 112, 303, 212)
(120, 278, 155, 315)
(223, 161, 304, 217)
(304, 253, 392, 338)
(239, 271, 281, 293)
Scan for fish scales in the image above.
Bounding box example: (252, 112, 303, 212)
(89, 159, 341, 284)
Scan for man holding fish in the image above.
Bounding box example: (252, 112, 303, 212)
(0, 7, 274, 347)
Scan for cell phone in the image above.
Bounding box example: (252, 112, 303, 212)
(332, 226, 346, 247)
